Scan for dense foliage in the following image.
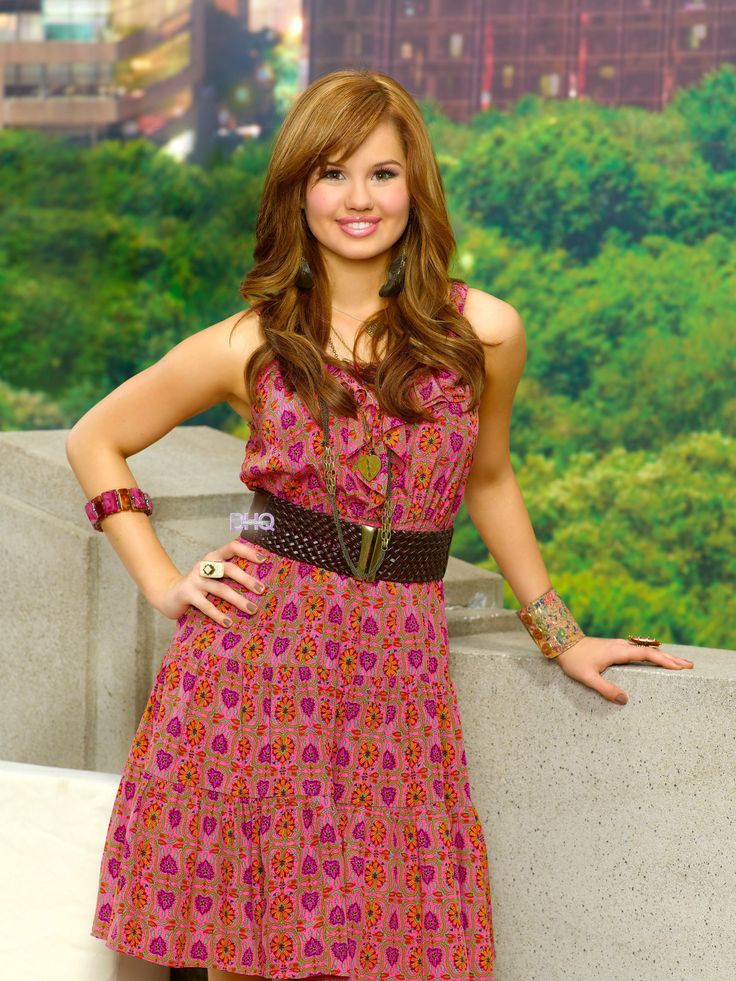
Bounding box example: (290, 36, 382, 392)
(1, 66, 734, 648)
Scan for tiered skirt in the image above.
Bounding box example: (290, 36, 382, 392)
(91, 545, 496, 979)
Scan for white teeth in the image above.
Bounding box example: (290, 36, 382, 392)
(345, 222, 372, 229)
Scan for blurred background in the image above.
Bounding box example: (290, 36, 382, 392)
(1, 0, 734, 650)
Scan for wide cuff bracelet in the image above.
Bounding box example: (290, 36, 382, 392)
(85, 487, 154, 531)
(516, 586, 586, 659)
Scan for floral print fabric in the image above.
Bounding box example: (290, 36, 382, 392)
(90, 279, 496, 979)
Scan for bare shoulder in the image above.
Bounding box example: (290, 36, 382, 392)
(209, 306, 267, 422)
(224, 304, 266, 350)
(461, 289, 526, 487)
(211, 305, 266, 363)
(462, 287, 525, 346)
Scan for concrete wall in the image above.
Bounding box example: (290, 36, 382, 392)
(451, 631, 736, 981)
(0, 426, 273, 771)
(0, 759, 170, 981)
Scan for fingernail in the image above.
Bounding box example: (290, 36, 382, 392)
(615, 694, 628, 705)
(222, 617, 233, 627)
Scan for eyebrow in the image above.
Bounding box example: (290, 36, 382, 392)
(324, 159, 403, 169)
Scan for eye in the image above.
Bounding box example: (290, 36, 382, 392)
(319, 168, 399, 181)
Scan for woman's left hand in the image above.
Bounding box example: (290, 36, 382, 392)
(554, 636, 694, 705)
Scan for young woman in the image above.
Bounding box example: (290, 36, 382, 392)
(70, 69, 693, 981)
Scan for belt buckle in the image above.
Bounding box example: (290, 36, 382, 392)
(357, 523, 384, 581)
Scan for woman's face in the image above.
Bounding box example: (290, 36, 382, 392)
(303, 119, 411, 265)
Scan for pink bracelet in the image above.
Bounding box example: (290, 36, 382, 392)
(85, 487, 153, 531)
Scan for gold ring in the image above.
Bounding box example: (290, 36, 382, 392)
(199, 560, 225, 579)
(627, 635, 661, 647)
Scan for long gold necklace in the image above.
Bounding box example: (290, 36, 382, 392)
(318, 394, 396, 581)
(328, 330, 382, 480)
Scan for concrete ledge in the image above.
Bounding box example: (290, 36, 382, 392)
(443, 552, 505, 607)
(450, 631, 736, 981)
(446, 602, 522, 637)
(1, 638, 733, 980)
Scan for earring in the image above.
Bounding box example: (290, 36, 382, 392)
(378, 248, 407, 297)
(295, 256, 314, 289)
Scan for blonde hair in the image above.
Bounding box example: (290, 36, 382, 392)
(234, 68, 489, 425)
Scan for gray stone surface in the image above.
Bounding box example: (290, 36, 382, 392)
(0, 426, 255, 771)
(451, 632, 736, 981)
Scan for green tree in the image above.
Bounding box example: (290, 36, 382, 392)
(672, 64, 736, 172)
(450, 106, 650, 261)
(468, 432, 735, 649)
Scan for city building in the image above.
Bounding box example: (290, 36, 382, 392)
(249, 0, 301, 35)
(0, 0, 206, 144)
(304, 0, 736, 120)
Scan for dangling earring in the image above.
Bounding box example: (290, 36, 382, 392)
(295, 256, 314, 289)
(378, 248, 407, 297)
(379, 207, 412, 297)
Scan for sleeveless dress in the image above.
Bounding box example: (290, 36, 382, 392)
(90, 279, 496, 980)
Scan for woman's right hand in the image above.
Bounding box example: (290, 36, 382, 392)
(151, 538, 269, 627)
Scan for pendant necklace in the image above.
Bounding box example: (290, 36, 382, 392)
(328, 328, 381, 481)
(318, 307, 396, 580)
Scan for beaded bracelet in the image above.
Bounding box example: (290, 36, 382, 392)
(516, 586, 586, 659)
(85, 487, 153, 531)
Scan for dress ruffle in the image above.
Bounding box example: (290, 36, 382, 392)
(328, 364, 473, 496)
(91, 758, 495, 978)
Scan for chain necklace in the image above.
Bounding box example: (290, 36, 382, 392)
(329, 325, 360, 360)
(318, 391, 396, 581)
(327, 331, 381, 481)
(319, 312, 396, 581)
(332, 303, 380, 335)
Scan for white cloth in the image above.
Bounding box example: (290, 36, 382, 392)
(0, 759, 169, 981)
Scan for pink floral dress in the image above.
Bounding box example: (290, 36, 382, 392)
(90, 279, 496, 980)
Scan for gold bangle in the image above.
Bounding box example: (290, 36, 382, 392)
(516, 587, 586, 659)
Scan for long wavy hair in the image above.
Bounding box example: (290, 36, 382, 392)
(233, 68, 490, 427)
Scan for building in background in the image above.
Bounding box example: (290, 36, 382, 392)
(304, 0, 736, 121)
(212, 0, 248, 26)
(0, 0, 205, 146)
(206, 0, 284, 140)
(249, 0, 300, 35)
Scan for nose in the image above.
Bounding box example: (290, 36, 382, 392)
(343, 179, 374, 211)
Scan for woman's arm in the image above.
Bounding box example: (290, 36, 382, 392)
(461, 289, 551, 607)
(65, 310, 261, 607)
(461, 288, 693, 702)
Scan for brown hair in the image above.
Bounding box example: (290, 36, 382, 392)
(233, 68, 491, 427)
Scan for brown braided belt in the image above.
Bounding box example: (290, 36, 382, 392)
(238, 487, 454, 583)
